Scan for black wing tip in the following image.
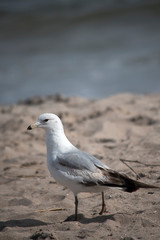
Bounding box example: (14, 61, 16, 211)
(123, 178, 159, 193)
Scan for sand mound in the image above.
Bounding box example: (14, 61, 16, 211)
(0, 93, 160, 240)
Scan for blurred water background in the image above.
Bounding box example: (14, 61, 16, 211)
(0, 0, 160, 104)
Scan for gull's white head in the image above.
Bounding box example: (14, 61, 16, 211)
(27, 113, 64, 132)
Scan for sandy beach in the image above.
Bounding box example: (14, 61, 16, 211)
(0, 93, 160, 240)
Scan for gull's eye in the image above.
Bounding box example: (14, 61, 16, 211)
(44, 119, 49, 122)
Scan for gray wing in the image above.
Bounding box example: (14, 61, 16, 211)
(56, 150, 158, 192)
(57, 150, 108, 173)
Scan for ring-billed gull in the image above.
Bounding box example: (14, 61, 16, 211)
(27, 113, 159, 220)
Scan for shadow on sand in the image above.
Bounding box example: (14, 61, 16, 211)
(0, 218, 48, 231)
(64, 213, 115, 224)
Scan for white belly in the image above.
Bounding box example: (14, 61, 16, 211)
(47, 159, 107, 194)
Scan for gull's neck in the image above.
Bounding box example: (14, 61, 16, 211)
(45, 127, 75, 156)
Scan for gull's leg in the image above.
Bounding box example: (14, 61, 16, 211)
(99, 192, 106, 215)
(74, 194, 78, 220)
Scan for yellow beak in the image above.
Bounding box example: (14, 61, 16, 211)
(27, 122, 39, 130)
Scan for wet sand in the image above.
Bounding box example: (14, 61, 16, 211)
(0, 93, 160, 239)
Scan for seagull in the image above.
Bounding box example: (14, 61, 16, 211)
(27, 113, 159, 220)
